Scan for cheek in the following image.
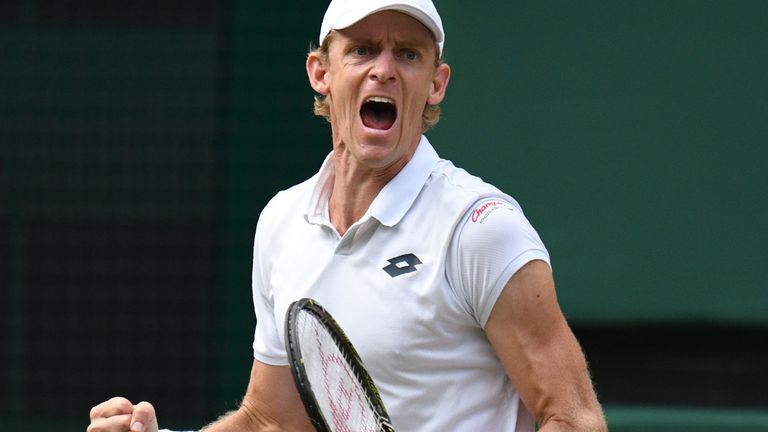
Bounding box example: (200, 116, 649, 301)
(328, 88, 356, 119)
(404, 81, 432, 123)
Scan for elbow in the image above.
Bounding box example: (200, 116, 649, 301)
(580, 411, 608, 432)
(238, 398, 281, 431)
(581, 401, 608, 432)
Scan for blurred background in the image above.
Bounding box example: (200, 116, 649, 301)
(1, 1, 767, 430)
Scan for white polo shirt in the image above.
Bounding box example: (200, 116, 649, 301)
(252, 135, 549, 431)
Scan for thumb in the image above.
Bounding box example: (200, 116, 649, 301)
(129, 401, 158, 432)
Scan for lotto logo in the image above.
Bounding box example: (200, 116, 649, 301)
(382, 253, 422, 277)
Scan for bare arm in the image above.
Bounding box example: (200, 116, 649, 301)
(87, 359, 310, 432)
(484, 260, 606, 431)
(201, 359, 312, 432)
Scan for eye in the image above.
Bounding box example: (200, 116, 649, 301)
(403, 49, 418, 61)
(353, 46, 370, 56)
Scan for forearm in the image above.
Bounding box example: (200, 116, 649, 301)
(199, 404, 276, 432)
(537, 409, 607, 432)
(200, 396, 309, 432)
(535, 374, 607, 432)
(157, 406, 271, 432)
(198, 410, 244, 432)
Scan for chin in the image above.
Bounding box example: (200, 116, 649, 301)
(356, 149, 396, 168)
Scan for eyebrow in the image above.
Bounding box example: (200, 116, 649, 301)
(340, 36, 377, 49)
(339, 35, 436, 57)
(339, 30, 435, 49)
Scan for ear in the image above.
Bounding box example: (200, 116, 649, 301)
(307, 52, 330, 95)
(427, 63, 451, 105)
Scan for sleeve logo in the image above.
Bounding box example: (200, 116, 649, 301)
(470, 200, 514, 224)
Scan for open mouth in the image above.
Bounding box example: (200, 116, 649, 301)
(360, 96, 397, 131)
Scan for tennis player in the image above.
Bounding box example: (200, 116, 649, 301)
(88, 0, 606, 431)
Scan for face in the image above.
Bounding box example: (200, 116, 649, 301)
(307, 10, 450, 171)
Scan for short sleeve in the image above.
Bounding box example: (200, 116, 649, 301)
(447, 197, 551, 328)
(251, 223, 289, 365)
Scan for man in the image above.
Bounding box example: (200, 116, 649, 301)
(88, 0, 606, 431)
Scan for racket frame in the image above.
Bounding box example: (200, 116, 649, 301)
(284, 298, 395, 432)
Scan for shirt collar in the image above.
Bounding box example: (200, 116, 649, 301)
(304, 135, 440, 228)
(369, 135, 439, 227)
(304, 151, 336, 226)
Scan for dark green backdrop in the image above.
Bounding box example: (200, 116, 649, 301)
(1, 1, 767, 430)
(433, 1, 768, 325)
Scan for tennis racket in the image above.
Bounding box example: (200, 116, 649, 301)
(285, 298, 395, 432)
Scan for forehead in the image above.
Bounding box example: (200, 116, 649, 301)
(334, 10, 436, 49)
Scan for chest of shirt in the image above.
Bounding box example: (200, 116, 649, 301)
(267, 208, 482, 367)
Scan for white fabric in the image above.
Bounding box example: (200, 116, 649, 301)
(252, 135, 548, 431)
(319, 0, 445, 55)
(449, 197, 550, 327)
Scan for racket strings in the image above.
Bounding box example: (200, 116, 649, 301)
(297, 310, 382, 432)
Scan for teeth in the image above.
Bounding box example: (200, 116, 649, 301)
(366, 96, 394, 104)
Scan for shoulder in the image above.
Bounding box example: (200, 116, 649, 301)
(255, 174, 318, 244)
(430, 158, 506, 197)
(260, 175, 316, 221)
(419, 158, 512, 220)
(428, 158, 530, 230)
(447, 195, 550, 326)
(456, 197, 546, 258)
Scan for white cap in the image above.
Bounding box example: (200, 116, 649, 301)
(319, 0, 445, 55)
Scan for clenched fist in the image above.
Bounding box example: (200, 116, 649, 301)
(87, 397, 158, 432)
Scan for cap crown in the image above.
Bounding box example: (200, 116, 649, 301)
(319, 0, 444, 55)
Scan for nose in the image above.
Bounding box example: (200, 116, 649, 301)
(369, 51, 396, 83)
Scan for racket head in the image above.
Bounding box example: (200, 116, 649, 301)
(285, 298, 395, 432)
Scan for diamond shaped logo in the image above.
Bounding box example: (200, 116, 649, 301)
(382, 253, 422, 277)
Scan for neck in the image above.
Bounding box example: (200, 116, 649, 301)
(328, 148, 409, 236)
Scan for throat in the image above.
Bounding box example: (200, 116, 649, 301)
(328, 159, 394, 236)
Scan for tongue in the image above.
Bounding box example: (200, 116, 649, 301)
(361, 103, 396, 130)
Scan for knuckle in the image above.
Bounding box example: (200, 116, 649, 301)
(110, 396, 132, 409)
(90, 396, 133, 420)
(118, 401, 134, 415)
(134, 400, 157, 418)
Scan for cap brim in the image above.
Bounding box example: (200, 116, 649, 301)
(328, 3, 444, 53)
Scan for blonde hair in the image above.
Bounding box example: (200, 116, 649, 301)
(309, 33, 444, 132)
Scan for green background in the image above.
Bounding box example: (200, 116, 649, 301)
(1, 0, 767, 430)
(433, 1, 768, 325)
